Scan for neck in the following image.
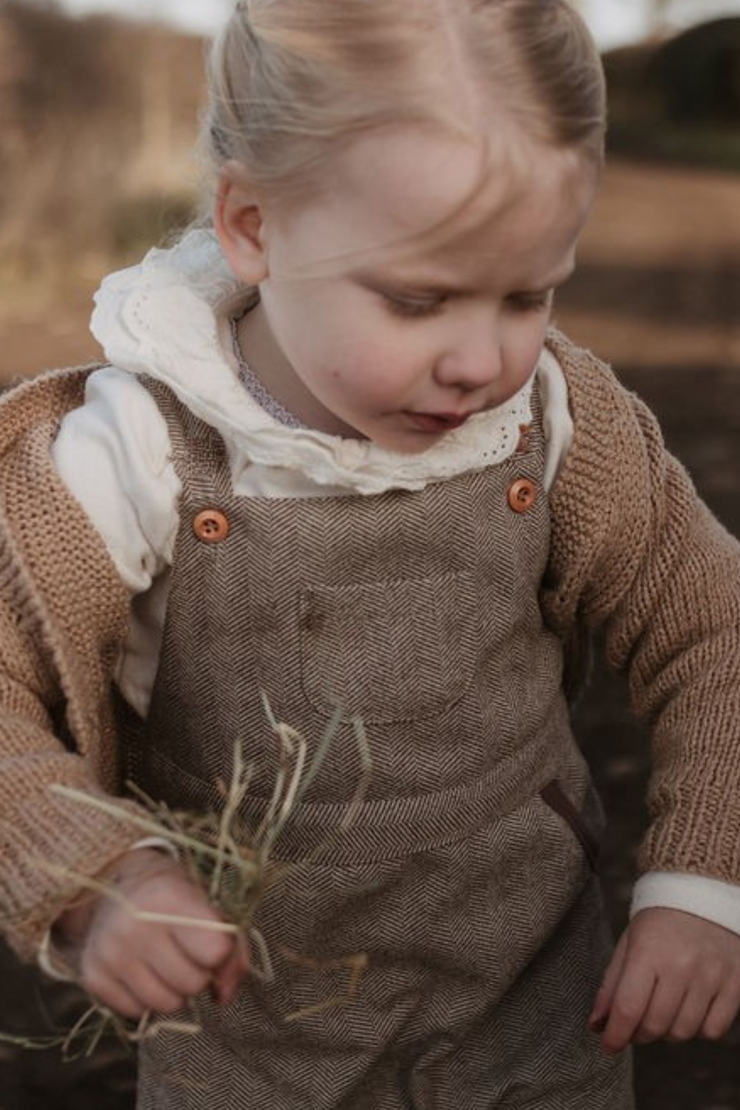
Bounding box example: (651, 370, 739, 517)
(237, 302, 358, 438)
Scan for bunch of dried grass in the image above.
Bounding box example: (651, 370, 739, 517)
(1, 697, 371, 1059)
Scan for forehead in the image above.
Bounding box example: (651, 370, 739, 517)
(337, 125, 525, 235)
(271, 123, 596, 281)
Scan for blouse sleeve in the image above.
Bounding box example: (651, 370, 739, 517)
(51, 366, 181, 593)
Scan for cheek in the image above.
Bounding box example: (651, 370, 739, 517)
(320, 332, 412, 395)
(508, 322, 549, 382)
(272, 284, 429, 400)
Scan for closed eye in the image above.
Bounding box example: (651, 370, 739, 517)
(507, 290, 554, 313)
(380, 292, 449, 319)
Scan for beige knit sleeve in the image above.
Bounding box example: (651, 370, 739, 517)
(0, 369, 147, 961)
(542, 330, 740, 885)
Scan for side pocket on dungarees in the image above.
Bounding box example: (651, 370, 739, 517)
(540, 779, 601, 873)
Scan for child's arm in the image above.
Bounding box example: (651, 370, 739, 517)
(54, 847, 249, 1017)
(590, 907, 740, 1053)
(0, 543, 148, 962)
(0, 369, 173, 963)
(544, 332, 740, 1047)
(0, 371, 248, 1013)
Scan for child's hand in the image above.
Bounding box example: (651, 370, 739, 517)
(54, 847, 250, 1019)
(589, 907, 740, 1053)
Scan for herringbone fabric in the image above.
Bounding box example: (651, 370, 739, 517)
(1, 333, 739, 962)
(131, 380, 632, 1108)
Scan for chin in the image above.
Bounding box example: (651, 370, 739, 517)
(381, 433, 446, 456)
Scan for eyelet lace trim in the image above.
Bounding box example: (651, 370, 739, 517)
(91, 229, 534, 495)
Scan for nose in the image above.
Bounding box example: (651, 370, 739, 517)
(433, 317, 503, 392)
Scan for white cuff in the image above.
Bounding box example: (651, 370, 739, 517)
(631, 871, 740, 937)
(38, 929, 77, 982)
(130, 836, 179, 858)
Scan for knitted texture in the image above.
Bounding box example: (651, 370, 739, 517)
(0, 368, 144, 959)
(543, 329, 740, 883)
(0, 334, 739, 960)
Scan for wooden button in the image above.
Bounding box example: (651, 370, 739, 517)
(507, 478, 537, 514)
(193, 509, 230, 543)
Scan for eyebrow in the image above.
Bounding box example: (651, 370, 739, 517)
(355, 263, 576, 297)
(354, 271, 460, 297)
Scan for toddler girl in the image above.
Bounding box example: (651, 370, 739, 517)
(2, 1, 740, 1107)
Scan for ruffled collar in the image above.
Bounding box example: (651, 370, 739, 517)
(91, 229, 534, 495)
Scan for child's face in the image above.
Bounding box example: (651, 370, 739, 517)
(230, 124, 597, 453)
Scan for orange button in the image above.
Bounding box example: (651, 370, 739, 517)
(507, 478, 537, 514)
(193, 509, 230, 543)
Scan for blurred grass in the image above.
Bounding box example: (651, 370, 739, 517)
(2, 5, 740, 294)
(0, 0, 204, 302)
(107, 193, 196, 262)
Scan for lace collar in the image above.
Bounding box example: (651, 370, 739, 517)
(91, 229, 534, 495)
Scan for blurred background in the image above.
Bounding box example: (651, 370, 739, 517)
(0, 1, 739, 1107)
(0, 0, 739, 381)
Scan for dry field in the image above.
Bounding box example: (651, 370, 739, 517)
(0, 156, 739, 1109)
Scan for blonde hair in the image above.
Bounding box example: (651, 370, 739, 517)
(200, 0, 605, 212)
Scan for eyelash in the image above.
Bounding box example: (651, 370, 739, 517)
(507, 291, 553, 313)
(381, 290, 553, 320)
(382, 294, 447, 319)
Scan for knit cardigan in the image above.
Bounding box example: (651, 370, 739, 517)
(1, 330, 740, 961)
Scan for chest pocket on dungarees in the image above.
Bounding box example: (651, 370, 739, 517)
(298, 570, 478, 724)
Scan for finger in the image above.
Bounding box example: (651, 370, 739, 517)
(661, 985, 714, 1043)
(171, 905, 236, 971)
(82, 966, 150, 1020)
(701, 985, 740, 1041)
(175, 925, 236, 977)
(696, 961, 740, 1042)
(106, 959, 190, 1016)
(211, 933, 251, 1007)
(145, 942, 214, 1000)
(632, 980, 687, 1045)
(589, 933, 628, 1032)
(668, 962, 740, 1043)
(600, 960, 658, 1054)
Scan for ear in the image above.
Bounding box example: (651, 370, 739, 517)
(214, 161, 269, 285)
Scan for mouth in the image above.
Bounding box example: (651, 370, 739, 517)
(405, 411, 473, 433)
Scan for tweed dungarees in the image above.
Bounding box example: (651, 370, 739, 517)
(130, 381, 634, 1109)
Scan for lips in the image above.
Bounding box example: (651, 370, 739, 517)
(406, 411, 472, 433)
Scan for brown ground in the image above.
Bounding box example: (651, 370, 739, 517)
(0, 159, 739, 1108)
